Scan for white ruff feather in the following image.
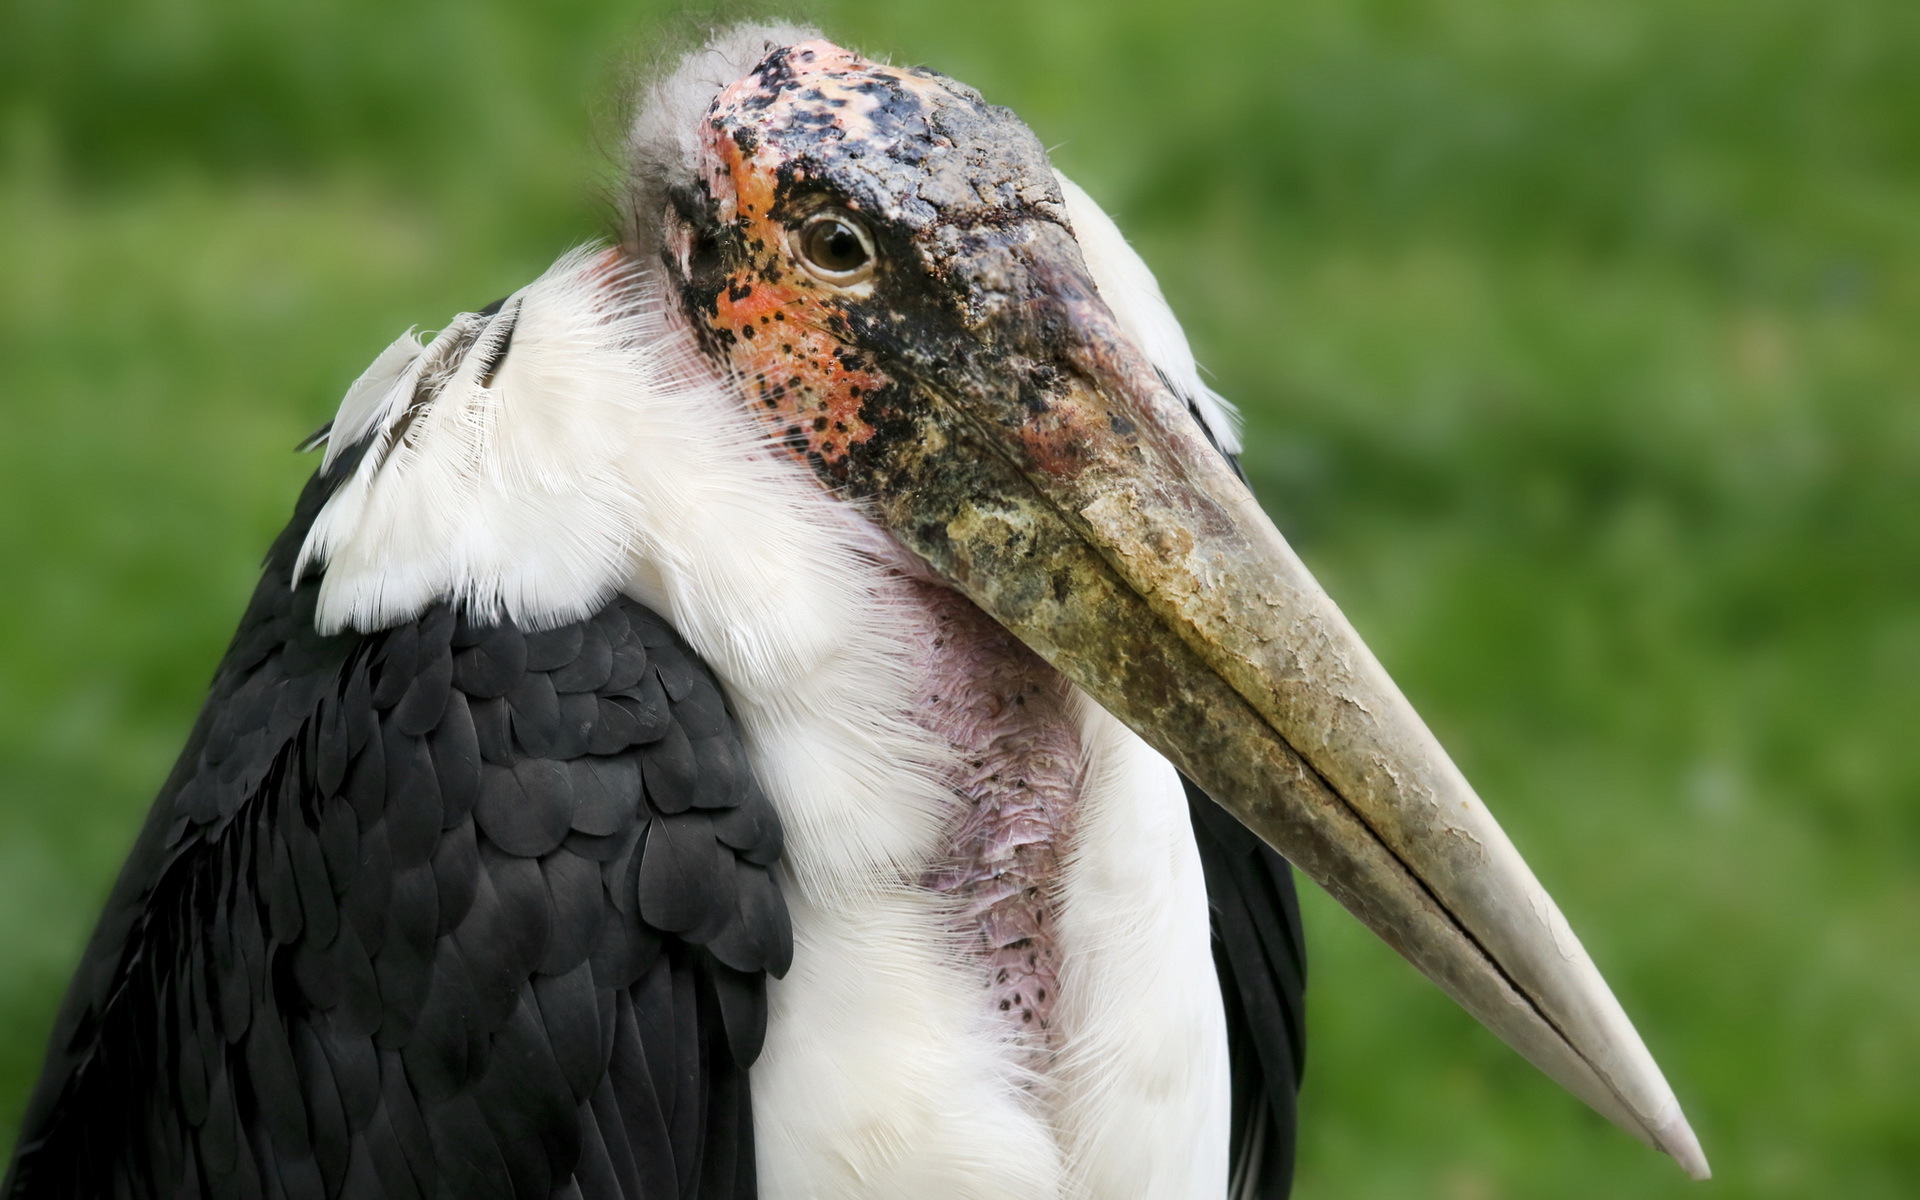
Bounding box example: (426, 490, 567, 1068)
(303, 235, 1229, 1196)
(300, 250, 655, 633)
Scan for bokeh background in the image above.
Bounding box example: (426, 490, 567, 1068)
(3, 0, 1917, 1195)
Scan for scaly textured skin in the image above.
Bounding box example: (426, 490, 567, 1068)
(662, 39, 1068, 495)
(907, 581, 1079, 1068)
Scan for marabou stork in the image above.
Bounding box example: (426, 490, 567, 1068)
(3, 25, 1708, 1200)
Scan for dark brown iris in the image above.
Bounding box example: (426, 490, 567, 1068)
(796, 211, 875, 283)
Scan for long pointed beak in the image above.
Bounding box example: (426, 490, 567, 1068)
(862, 220, 1708, 1179)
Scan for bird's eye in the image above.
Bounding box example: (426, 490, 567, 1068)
(796, 211, 875, 284)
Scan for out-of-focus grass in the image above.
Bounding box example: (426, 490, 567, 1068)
(3, 1, 1916, 1195)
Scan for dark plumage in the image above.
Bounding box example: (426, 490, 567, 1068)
(1189, 784, 1307, 1197)
(3, 446, 790, 1200)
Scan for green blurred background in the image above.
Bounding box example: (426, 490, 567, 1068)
(3, 0, 1916, 1195)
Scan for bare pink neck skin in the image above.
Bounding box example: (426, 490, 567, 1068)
(902, 577, 1083, 1073)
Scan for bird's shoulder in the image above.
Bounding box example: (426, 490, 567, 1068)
(6, 447, 788, 1199)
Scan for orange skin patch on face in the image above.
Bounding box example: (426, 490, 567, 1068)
(704, 224, 885, 475)
(721, 287, 883, 474)
(690, 42, 942, 480)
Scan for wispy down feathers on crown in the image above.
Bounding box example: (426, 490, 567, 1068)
(621, 22, 823, 262)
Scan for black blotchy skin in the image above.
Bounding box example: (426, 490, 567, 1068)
(663, 42, 1081, 500)
(2, 437, 791, 1200)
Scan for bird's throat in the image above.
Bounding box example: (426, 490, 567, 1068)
(904, 576, 1081, 1073)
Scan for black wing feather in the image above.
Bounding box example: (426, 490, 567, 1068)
(1188, 781, 1308, 1200)
(4, 454, 788, 1200)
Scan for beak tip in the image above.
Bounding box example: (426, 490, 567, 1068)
(1656, 1111, 1712, 1181)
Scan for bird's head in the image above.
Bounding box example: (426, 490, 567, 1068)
(658, 39, 1146, 497)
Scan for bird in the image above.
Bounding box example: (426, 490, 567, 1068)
(1, 24, 1709, 1200)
